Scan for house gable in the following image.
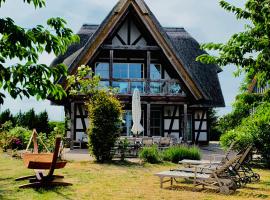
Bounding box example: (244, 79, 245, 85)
(51, 0, 225, 107)
(65, 0, 204, 101)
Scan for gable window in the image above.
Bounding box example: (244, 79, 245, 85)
(150, 64, 162, 79)
(113, 63, 144, 79)
(95, 63, 109, 79)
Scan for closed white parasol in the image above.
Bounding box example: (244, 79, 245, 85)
(131, 88, 144, 136)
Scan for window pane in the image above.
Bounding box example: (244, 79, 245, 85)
(150, 82, 162, 94)
(129, 63, 144, 79)
(113, 63, 128, 78)
(112, 82, 129, 94)
(131, 82, 145, 94)
(99, 81, 110, 89)
(169, 83, 182, 94)
(150, 64, 161, 79)
(95, 63, 109, 78)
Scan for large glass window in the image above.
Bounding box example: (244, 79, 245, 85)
(95, 63, 109, 79)
(113, 63, 128, 79)
(150, 64, 162, 79)
(129, 63, 144, 79)
(131, 82, 145, 94)
(113, 63, 144, 79)
(112, 82, 129, 94)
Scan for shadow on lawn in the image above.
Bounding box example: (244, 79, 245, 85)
(94, 160, 143, 168)
(35, 187, 74, 200)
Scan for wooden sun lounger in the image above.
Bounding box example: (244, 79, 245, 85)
(16, 137, 72, 189)
(176, 146, 255, 188)
(155, 154, 242, 194)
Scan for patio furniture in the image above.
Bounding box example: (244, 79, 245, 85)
(152, 136, 161, 145)
(177, 145, 256, 188)
(142, 137, 153, 147)
(16, 137, 72, 188)
(155, 154, 242, 194)
(158, 137, 171, 150)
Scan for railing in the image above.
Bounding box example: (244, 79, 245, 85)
(100, 79, 186, 96)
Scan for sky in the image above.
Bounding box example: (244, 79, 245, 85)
(0, 0, 246, 121)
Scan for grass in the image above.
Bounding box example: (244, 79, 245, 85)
(1, 152, 270, 200)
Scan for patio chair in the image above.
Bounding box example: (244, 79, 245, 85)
(155, 154, 242, 194)
(179, 141, 237, 167)
(159, 137, 171, 150)
(16, 137, 72, 188)
(142, 137, 153, 147)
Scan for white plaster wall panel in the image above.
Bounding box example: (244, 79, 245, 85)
(130, 20, 140, 44)
(85, 118, 90, 129)
(112, 37, 122, 45)
(136, 37, 147, 45)
(76, 118, 84, 130)
(195, 111, 207, 120)
(194, 132, 207, 141)
(66, 131, 71, 138)
(118, 20, 128, 43)
(195, 121, 207, 130)
(164, 119, 179, 130)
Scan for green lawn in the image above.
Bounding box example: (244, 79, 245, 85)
(0, 152, 270, 200)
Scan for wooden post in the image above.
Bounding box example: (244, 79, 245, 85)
(183, 104, 188, 142)
(147, 103, 151, 137)
(146, 51, 151, 94)
(109, 50, 114, 86)
(32, 129, 38, 153)
(70, 102, 75, 150)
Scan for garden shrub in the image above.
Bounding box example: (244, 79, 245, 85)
(0, 121, 13, 151)
(220, 102, 270, 167)
(162, 146, 201, 163)
(9, 127, 32, 149)
(139, 145, 161, 164)
(87, 90, 122, 163)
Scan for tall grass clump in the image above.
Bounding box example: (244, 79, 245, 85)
(162, 146, 201, 163)
(139, 145, 161, 164)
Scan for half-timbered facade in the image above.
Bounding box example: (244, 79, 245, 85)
(51, 0, 225, 148)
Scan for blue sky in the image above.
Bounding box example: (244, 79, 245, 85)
(0, 0, 246, 121)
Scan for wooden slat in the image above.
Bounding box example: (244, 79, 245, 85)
(102, 45, 160, 51)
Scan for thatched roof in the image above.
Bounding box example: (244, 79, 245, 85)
(51, 0, 224, 107)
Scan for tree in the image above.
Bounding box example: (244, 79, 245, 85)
(0, 0, 79, 104)
(0, 109, 14, 125)
(208, 109, 222, 141)
(67, 66, 123, 162)
(197, 0, 270, 88)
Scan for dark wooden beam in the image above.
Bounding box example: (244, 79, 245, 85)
(195, 111, 206, 144)
(147, 103, 151, 137)
(109, 50, 114, 86)
(183, 104, 188, 142)
(102, 45, 160, 51)
(70, 102, 75, 150)
(168, 106, 178, 136)
(77, 104, 87, 131)
(146, 51, 151, 94)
